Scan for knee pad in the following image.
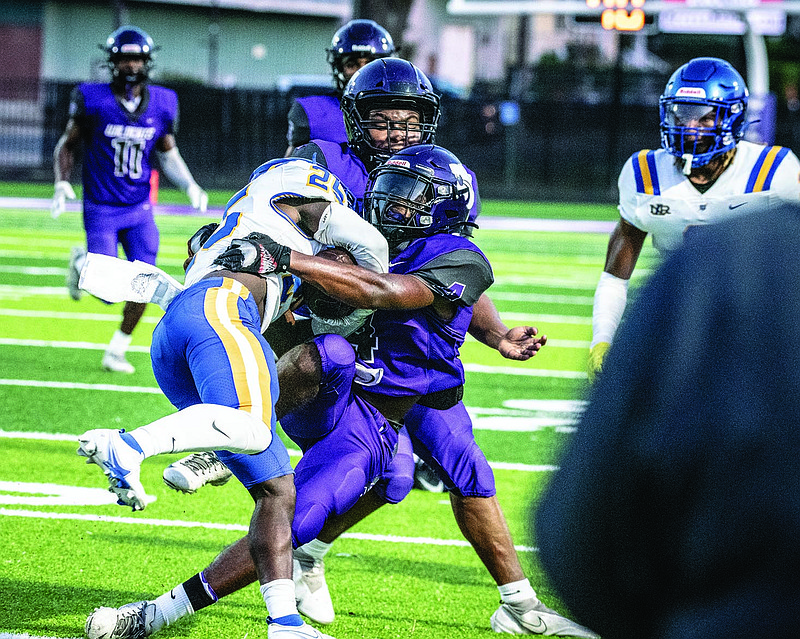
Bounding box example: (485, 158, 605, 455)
(372, 428, 415, 504)
(314, 333, 355, 376)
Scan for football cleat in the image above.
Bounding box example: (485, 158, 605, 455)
(412, 455, 444, 493)
(102, 351, 135, 374)
(293, 547, 335, 625)
(84, 601, 155, 639)
(67, 245, 86, 301)
(490, 601, 599, 637)
(162, 451, 233, 494)
(267, 619, 335, 639)
(78, 429, 148, 511)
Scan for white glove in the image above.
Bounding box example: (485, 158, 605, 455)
(51, 181, 76, 219)
(187, 183, 208, 213)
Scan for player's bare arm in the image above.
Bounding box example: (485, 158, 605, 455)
(287, 250, 435, 310)
(603, 218, 648, 279)
(468, 293, 546, 361)
(155, 132, 177, 152)
(213, 231, 432, 310)
(53, 118, 82, 182)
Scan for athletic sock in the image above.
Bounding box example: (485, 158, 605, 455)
(107, 329, 132, 356)
(498, 578, 538, 610)
(261, 579, 300, 622)
(149, 571, 218, 632)
(297, 538, 332, 565)
(128, 404, 269, 457)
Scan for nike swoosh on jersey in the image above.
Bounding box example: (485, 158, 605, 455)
(729, 202, 748, 209)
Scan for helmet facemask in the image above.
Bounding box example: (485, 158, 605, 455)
(365, 162, 470, 256)
(660, 98, 744, 168)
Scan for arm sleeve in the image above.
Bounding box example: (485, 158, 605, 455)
(171, 96, 180, 136)
(286, 100, 311, 147)
(413, 249, 494, 306)
(313, 203, 388, 274)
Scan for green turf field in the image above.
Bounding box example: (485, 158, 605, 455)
(0, 193, 659, 639)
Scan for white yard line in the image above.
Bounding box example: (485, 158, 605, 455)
(0, 507, 538, 553)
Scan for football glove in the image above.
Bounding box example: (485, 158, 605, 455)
(51, 181, 76, 219)
(187, 182, 209, 213)
(213, 232, 292, 275)
(187, 222, 219, 257)
(587, 342, 610, 383)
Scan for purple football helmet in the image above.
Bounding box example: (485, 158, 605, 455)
(364, 144, 475, 254)
(103, 25, 157, 86)
(327, 19, 395, 91)
(342, 58, 440, 168)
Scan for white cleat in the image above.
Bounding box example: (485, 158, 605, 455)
(102, 351, 135, 374)
(490, 600, 599, 637)
(67, 245, 86, 301)
(85, 601, 155, 639)
(293, 548, 335, 625)
(267, 619, 335, 639)
(163, 451, 233, 493)
(77, 429, 149, 511)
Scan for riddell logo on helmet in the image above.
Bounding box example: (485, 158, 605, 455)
(386, 159, 411, 167)
(676, 87, 706, 98)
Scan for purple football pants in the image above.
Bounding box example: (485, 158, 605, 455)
(374, 401, 497, 502)
(281, 334, 399, 547)
(83, 199, 159, 265)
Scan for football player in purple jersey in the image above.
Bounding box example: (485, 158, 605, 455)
(51, 25, 207, 374)
(196, 146, 591, 637)
(283, 19, 395, 157)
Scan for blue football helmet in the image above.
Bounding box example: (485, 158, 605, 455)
(327, 19, 396, 91)
(364, 144, 475, 254)
(103, 26, 157, 87)
(342, 59, 440, 168)
(659, 57, 749, 168)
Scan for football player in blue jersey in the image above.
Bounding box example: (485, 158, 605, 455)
(284, 19, 395, 157)
(76, 157, 390, 639)
(588, 57, 800, 380)
(51, 25, 207, 374)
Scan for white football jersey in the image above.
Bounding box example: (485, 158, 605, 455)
(185, 158, 378, 329)
(619, 141, 800, 252)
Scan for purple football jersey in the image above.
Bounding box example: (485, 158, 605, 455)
(349, 233, 493, 399)
(71, 83, 178, 206)
(286, 95, 347, 148)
